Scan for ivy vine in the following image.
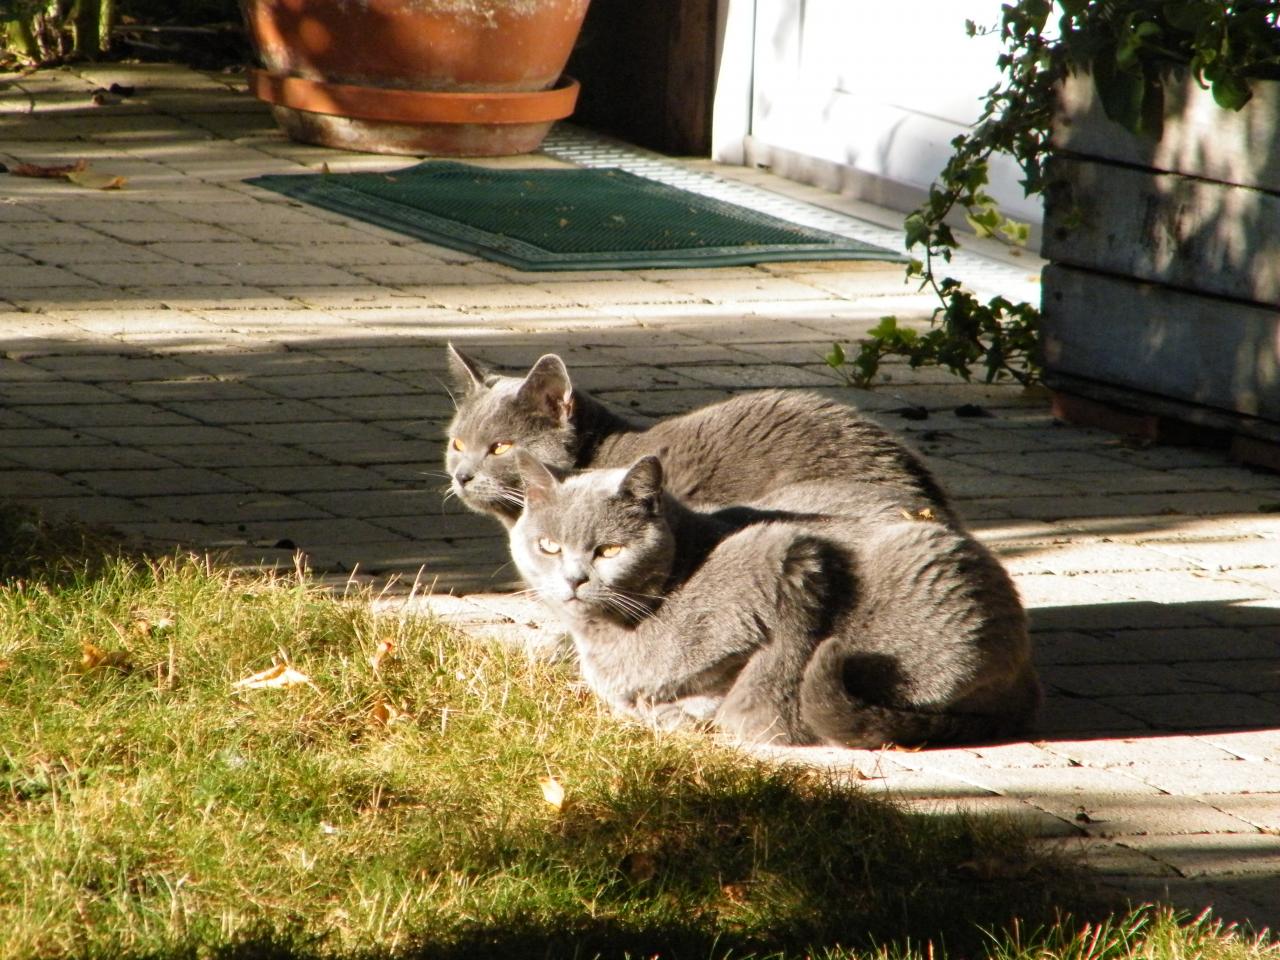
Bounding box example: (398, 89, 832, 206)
(826, 0, 1280, 390)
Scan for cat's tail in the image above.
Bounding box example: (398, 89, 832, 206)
(798, 640, 1041, 749)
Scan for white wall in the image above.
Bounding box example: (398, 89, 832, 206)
(714, 0, 1044, 224)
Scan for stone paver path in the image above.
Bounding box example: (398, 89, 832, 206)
(3, 62, 1279, 931)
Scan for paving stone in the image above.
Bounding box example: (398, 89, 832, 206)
(1055, 794, 1260, 838)
(0, 381, 134, 405)
(1206, 794, 1280, 832)
(310, 393, 455, 422)
(1098, 693, 1280, 732)
(228, 420, 410, 445)
(160, 397, 343, 425)
(66, 466, 252, 497)
(5, 445, 180, 471)
(220, 465, 395, 493)
(0, 469, 93, 498)
(852, 768, 1000, 800)
(293, 441, 435, 467)
(1196, 730, 1280, 762)
(36, 494, 169, 525)
(1058, 839, 1181, 877)
(141, 491, 334, 523)
(144, 443, 324, 469)
(933, 764, 1164, 799)
(1123, 832, 1280, 878)
(13, 402, 200, 428)
(1122, 760, 1280, 796)
(1040, 736, 1242, 767)
(674, 363, 836, 389)
(1047, 663, 1219, 697)
(1175, 660, 1280, 694)
(247, 370, 421, 400)
(366, 512, 509, 542)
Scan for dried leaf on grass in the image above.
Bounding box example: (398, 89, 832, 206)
(620, 851, 657, 883)
(231, 661, 319, 692)
(79, 641, 133, 674)
(538, 775, 565, 809)
(368, 639, 395, 673)
(369, 695, 410, 727)
(131, 612, 175, 637)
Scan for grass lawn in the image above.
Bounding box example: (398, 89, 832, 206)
(0, 506, 1275, 960)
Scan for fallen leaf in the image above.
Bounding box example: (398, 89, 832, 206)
(79, 641, 132, 674)
(369, 695, 409, 727)
(538, 775, 565, 809)
(10, 159, 88, 178)
(899, 507, 936, 523)
(231, 662, 319, 692)
(368, 639, 395, 673)
(131, 612, 175, 637)
(620, 851, 657, 883)
(66, 168, 127, 190)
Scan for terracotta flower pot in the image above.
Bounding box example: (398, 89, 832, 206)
(240, 0, 591, 156)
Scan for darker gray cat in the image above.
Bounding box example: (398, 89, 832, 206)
(444, 345, 955, 529)
(509, 451, 1040, 748)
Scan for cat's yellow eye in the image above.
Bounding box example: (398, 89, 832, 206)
(596, 544, 623, 559)
(537, 537, 561, 555)
(450, 437, 466, 452)
(490, 441, 513, 456)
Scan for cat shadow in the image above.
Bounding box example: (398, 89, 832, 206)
(1027, 599, 1280, 740)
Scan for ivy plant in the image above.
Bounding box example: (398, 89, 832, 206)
(826, 0, 1280, 390)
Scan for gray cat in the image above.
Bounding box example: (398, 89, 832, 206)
(509, 451, 1040, 748)
(444, 345, 956, 529)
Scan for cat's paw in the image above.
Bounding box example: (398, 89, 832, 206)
(637, 695, 721, 731)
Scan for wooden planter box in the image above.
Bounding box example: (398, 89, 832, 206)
(1040, 70, 1280, 458)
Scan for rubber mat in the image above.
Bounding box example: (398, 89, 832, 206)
(247, 161, 903, 271)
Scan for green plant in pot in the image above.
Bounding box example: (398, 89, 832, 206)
(826, 0, 1280, 390)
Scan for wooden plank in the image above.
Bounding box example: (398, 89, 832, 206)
(1041, 264, 1280, 423)
(1042, 156, 1280, 307)
(1054, 71, 1280, 194)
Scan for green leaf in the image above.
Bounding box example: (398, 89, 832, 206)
(868, 316, 899, 339)
(824, 342, 846, 369)
(1211, 73, 1252, 111)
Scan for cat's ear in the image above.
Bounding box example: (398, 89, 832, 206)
(619, 456, 664, 512)
(446, 343, 490, 394)
(516, 354, 574, 423)
(514, 449, 559, 507)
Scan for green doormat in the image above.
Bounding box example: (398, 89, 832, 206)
(247, 161, 903, 271)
